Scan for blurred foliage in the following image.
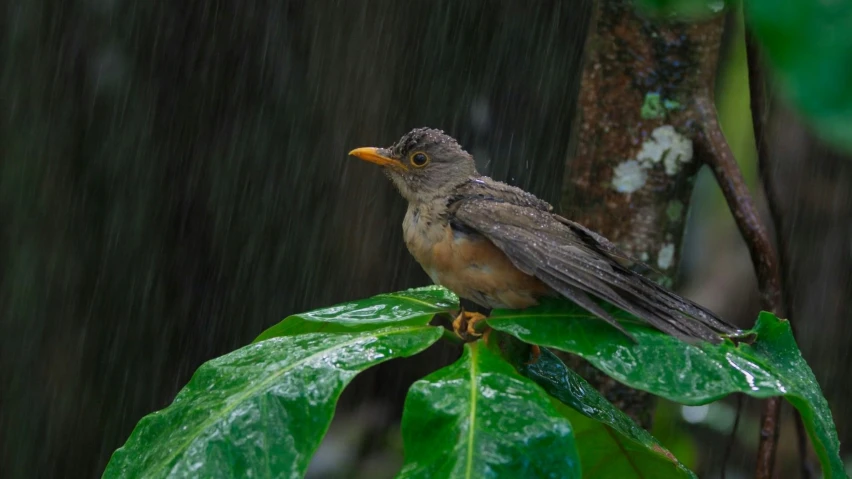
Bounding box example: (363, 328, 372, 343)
(106, 287, 842, 477)
(652, 402, 699, 471)
(635, 0, 852, 153)
(745, 0, 852, 152)
(717, 10, 758, 188)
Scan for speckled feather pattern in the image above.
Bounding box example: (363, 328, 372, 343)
(389, 127, 464, 159)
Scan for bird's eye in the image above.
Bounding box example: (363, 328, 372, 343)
(410, 151, 430, 168)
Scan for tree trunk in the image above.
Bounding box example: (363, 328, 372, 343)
(561, 0, 727, 428)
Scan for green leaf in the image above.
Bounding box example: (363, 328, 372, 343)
(398, 342, 581, 478)
(104, 325, 442, 479)
(515, 347, 696, 478)
(750, 312, 847, 478)
(488, 304, 845, 478)
(745, 0, 852, 152)
(254, 285, 458, 341)
(651, 401, 698, 471)
(632, 0, 729, 20)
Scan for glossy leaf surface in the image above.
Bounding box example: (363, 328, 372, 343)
(254, 286, 457, 341)
(516, 347, 695, 478)
(398, 342, 581, 478)
(104, 325, 442, 479)
(489, 304, 844, 477)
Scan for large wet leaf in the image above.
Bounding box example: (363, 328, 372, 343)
(488, 305, 844, 477)
(398, 342, 581, 478)
(254, 286, 458, 341)
(516, 347, 695, 478)
(104, 325, 442, 479)
(745, 0, 852, 153)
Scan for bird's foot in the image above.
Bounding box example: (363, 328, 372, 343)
(452, 310, 489, 341)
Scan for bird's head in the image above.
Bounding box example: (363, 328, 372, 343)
(349, 128, 477, 203)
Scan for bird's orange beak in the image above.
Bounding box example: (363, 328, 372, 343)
(348, 147, 408, 171)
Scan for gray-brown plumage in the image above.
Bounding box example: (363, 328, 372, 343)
(350, 127, 738, 343)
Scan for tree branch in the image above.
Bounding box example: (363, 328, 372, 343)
(693, 96, 783, 314)
(720, 394, 744, 479)
(756, 398, 783, 479)
(693, 94, 786, 479)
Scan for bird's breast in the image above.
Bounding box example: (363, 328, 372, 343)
(402, 205, 549, 309)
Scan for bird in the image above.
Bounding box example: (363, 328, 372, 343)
(349, 127, 738, 344)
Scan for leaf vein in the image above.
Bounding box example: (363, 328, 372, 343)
(465, 345, 479, 479)
(151, 325, 430, 476)
(378, 293, 451, 310)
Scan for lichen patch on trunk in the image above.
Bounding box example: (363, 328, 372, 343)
(612, 160, 648, 193)
(636, 125, 693, 176)
(657, 243, 676, 270)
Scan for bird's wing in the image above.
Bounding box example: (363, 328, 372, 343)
(449, 196, 738, 343)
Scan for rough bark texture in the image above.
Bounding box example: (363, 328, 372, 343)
(561, 0, 726, 428)
(564, 1, 725, 282)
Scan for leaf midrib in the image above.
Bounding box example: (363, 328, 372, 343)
(149, 325, 431, 476)
(465, 345, 479, 479)
(379, 292, 456, 311)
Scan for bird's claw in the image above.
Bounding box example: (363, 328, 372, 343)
(452, 311, 488, 341)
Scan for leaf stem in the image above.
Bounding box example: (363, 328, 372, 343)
(466, 343, 479, 479)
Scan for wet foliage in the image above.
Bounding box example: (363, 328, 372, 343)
(105, 287, 842, 478)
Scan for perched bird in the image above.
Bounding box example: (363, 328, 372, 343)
(349, 127, 738, 343)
